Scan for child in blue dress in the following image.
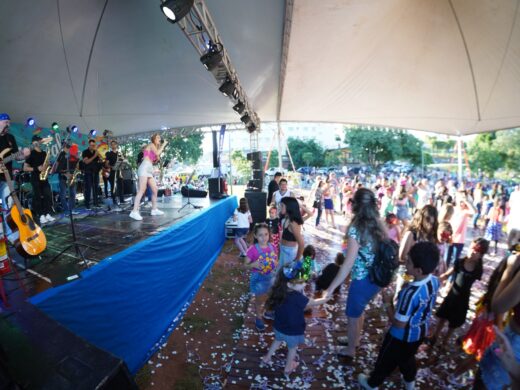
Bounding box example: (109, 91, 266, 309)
(245, 223, 277, 331)
(261, 261, 326, 376)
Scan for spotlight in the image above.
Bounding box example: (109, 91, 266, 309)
(219, 78, 236, 98)
(240, 113, 251, 125)
(51, 122, 59, 131)
(89, 129, 97, 137)
(103, 129, 113, 137)
(247, 123, 257, 133)
(233, 101, 245, 114)
(200, 42, 223, 71)
(71, 125, 78, 133)
(160, 0, 194, 23)
(26, 117, 35, 127)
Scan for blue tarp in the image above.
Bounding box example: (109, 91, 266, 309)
(30, 196, 237, 374)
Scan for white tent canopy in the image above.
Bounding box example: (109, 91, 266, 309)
(1, 0, 519, 136)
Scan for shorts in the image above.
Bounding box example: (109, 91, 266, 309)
(274, 329, 305, 349)
(278, 244, 298, 270)
(346, 277, 381, 318)
(235, 228, 249, 238)
(396, 206, 410, 221)
(137, 160, 153, 177)
(480, 325, 520, 390)
(250, 272, 273, 295)
(324, 198, 334, 210)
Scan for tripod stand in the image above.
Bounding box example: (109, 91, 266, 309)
(178, 169, 202, 212)
(48, 137, 97, 270)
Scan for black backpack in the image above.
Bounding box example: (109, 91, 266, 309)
(368, 239, 400, 288)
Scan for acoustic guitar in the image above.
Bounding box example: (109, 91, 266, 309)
(0, 140, 50, 257)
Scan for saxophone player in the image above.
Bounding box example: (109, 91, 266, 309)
(57, 143, 79, 213)
(23, 135, 55, 225)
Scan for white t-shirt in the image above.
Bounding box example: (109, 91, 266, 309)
(416, 187, 431, 210)
(274, 189, 293, 207)
(234, 210, 251, 228)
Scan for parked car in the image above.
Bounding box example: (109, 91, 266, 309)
(297, 166, 313, 175)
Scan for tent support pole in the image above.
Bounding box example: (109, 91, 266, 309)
(277, 122, 283, 169)
(457, 136, 463, 184)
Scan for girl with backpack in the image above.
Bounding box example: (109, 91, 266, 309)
(323, 188, 388, 362)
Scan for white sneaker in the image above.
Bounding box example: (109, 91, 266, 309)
(40, 215, 48, 224)
(129, 211, 143, 221)
(404, 380, 415, 390)
(151, 208, 164, 216)
(46, 214, 56, 222)
(358, 373, 377, 390)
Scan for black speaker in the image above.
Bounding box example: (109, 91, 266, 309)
(247, 151, 262, 161)
(252, 169, 263, 181)
(251, 159, 262, 170)
(181, 186, 207, 198)
(208, 178, 225, 198)
(245, 191, 267, 224)
(122, 179, 135, 195)
(247, 179, 263, 191)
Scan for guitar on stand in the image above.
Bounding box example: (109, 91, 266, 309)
(0, 161, 47, 257)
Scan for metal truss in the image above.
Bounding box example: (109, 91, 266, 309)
(175, 0, 260, 130)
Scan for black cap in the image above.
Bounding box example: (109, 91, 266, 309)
(31, 135, 42, 142)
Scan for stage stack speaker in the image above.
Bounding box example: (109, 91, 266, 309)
(246, 151, 264, 191)
(245, 190, 267, 224)
(208, 177, 226, 199)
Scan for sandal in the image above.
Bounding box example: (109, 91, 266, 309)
(284, 360, 299, 376)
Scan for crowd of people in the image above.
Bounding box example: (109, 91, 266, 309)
(232, 170, 520, 388)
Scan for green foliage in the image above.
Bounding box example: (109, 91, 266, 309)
(324, 150, 342, 166)
(231, 150, 251, 181)
(467, 130, 519, 177)
(267, 149, 279, 168)
(286, 138, 325, 167)
(343, 127, 424, 167)
(119, 131, 204, 169)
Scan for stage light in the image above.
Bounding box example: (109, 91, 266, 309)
(247, 123, 257, 133)
(219, 78, 236, 98)
(233, 101, 245, 114)
(89, 129, 97, 137)
(200, 42, 223, 71)
(103, 129, 113, 137)
(240, 113, 251, 125)
(51, 122, 59, 131)
(160, 0, 194, 23)
(26, 117, 35, 127)
(71, 125, 78, 133)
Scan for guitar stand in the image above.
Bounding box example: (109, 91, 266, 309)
(47, 206, 97, 270)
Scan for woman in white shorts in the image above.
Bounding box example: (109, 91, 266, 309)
(130, 134, 168, 220)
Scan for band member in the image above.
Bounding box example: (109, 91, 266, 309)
(57, 143, 79, 213)
(23, 135, 55, 224)
(104, 140, 125, 207)
(130, 134, 167, 220)
(0, 113, 18, 210)
(82, 139, 102, 209)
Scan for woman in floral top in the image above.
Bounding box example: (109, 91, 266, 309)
(324, 188, 388, 361)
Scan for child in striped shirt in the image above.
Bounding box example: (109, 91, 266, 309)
(358, 241, 440, 390)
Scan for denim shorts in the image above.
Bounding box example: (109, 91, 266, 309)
(278, 244, 298, 270)
(250, 272, 273, 295)
(274, 329, 305, 349)
(346, 277, 381, 318)
(235, 228, 249, 238)
(480, 325, 520, 390)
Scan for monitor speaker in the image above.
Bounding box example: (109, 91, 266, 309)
(208, 178, 225, 198)
(244, 191, 267, 224)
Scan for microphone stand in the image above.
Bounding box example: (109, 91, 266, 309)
(47, 134, 97, 270)
(178, 169, 202, 212)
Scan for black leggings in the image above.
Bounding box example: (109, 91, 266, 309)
(31, 179, 53, 218)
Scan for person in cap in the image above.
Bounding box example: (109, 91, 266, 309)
(23, 135, 55, 224)
(0, 113, 19, 211)
(56, 142, 79, 213)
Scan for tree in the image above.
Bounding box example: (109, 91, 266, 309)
(397, 131, 423, 165)
(267, 149, 279, 168)
(286, 138, 325, 167)
(231, 150, 251, 183)
(493, 129, 520, 172)
(324, 150, 341, 166)
(120, 131, 204, 169)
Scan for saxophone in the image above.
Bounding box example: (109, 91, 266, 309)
(68, 164, 81, 187)
(39, 148, 52, 180)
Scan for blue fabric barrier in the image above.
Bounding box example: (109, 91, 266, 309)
(30, 196, 238, 374)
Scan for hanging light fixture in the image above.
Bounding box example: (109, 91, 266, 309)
(51, 122, 59, 131)
(200, 42, 223, 71)
(233, 101, 245, 114)
(160, 0, 194, 23)
(26, 117, 35, 127)
(89, 129, 97, 137)
(218, 78, 237, 98)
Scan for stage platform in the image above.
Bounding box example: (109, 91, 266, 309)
(0, 194, 237, 387)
